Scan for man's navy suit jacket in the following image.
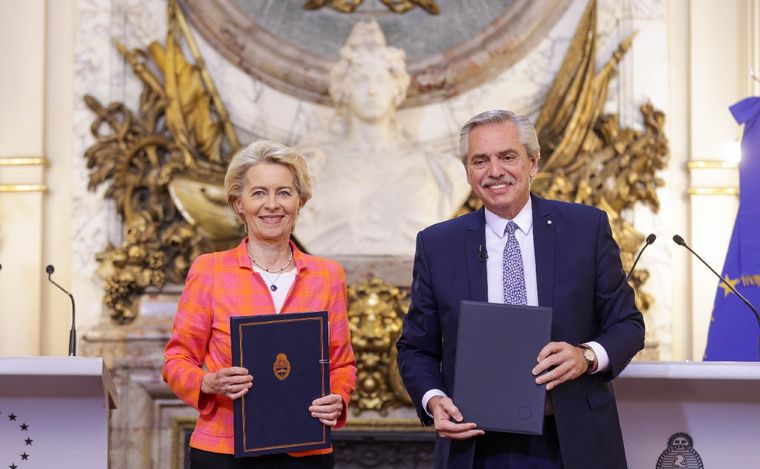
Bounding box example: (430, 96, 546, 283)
(396, 195, 645, 469)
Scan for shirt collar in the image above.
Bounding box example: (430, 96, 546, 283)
(484, 197, 534, 238)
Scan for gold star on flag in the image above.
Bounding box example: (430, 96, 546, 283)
(720, 275, 739, 297)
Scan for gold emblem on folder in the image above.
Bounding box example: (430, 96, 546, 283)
(273, 353, 291, 381)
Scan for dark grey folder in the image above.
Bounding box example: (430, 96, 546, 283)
(452, 301, 552, 435)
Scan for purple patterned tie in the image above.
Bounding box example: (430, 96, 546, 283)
(503, 221, 527, 305)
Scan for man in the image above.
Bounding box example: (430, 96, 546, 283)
(396, 110, 645, 468)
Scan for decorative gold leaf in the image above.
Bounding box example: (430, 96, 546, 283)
(84, 1, 236, 323)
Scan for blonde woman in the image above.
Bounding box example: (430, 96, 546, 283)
(163, 140, 357, 468)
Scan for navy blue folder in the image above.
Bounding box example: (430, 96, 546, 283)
(452, 301, 552, 435)
(230, 311, 331, 457)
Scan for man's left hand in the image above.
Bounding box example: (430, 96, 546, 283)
(532, 341, 587, 391)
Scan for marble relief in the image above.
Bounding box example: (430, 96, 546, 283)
(181, 0, 573, 107)
(295, 21, 470, 256)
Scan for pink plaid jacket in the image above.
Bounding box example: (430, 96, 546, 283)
(163, 239, 357, 455)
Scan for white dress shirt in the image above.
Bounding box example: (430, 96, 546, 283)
(421, 199, 609, 416)
(252, 265, 296, 313)
(484, 198, 538, 306)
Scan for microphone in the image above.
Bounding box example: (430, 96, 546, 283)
(672, 235, 760, 356)
(627, 233, 656, 281)
(478, 245, 488, 262)
(46, 265, 76, 357)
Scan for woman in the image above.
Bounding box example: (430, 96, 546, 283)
(163, 140, 357, 468)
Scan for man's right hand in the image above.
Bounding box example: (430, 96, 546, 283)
(428, 396, 485, 440)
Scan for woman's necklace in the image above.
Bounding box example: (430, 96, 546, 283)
(257, 268, 284, 292)
(248, 249, 293, 292)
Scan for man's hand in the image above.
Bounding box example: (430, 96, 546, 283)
(428, 396, 485, 440)
(532, 341, 588, 391)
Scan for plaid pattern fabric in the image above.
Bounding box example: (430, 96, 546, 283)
(163, 239, 357, 455)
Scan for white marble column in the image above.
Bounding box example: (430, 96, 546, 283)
(41, 0, 76, 355)
(0, 0, 46, 355)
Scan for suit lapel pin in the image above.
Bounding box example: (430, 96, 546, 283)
(547, 220, 552, 225)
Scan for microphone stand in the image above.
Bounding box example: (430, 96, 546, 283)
(673, 236, 760, 360)
(627, 234, 656, 281)
(46, 265, 76, 357)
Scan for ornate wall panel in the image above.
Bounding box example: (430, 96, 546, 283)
(178, 0, 571, 107)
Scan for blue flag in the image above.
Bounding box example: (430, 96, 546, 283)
(704, 97, 760, 361)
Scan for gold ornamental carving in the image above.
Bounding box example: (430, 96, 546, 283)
(84, 0, 240, 323)
(304, 0, 440, 15)
(456, 1, 668, 359)
(347, 277, 412, 414)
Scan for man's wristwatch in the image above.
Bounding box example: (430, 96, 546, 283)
(578, 344, 597, 373)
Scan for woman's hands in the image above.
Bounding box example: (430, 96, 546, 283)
(201, 366, 253, 400)
(309, 394, 344, 427)
(202, 369, 344, 425)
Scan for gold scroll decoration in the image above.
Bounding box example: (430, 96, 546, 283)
(456, 0, 669, 358)
(84, 0, 240, 323)
(347, 278, 413, 414)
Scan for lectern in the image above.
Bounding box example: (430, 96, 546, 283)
(614, 361, 760, 468)
(0, 357, 117, 469)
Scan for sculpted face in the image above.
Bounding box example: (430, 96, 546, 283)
(347, 60, 398, 122)
(234, 162, 300, 243)
(465, 121, 538, 220)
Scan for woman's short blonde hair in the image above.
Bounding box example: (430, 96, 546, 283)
(224, 140, 312, 222)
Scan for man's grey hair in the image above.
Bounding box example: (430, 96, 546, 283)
(458, 110, 541, 165)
